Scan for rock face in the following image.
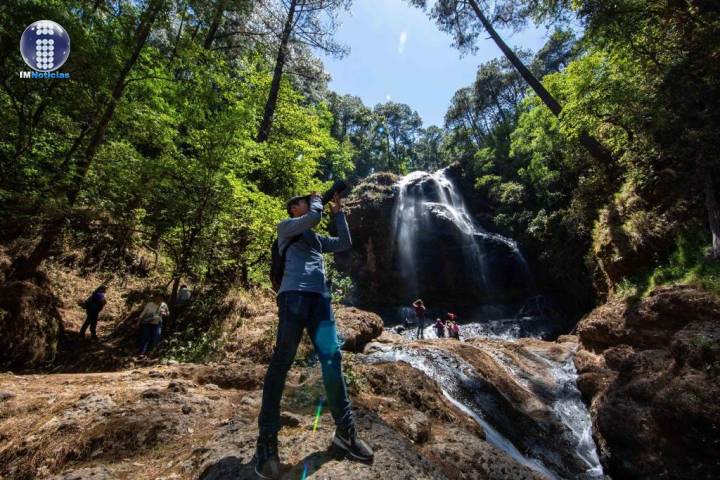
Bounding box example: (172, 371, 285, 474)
(574, 286, 720, 479)
(0, 280, 63, 369)
(355, 361, 544, 480)
(336, 170, 529, 307)
(590, 179, 685, 293)
(334, 172, 399, 306)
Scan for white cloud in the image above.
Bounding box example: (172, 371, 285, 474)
(386, 94, 392, 101)
(397, 31, 408, 54)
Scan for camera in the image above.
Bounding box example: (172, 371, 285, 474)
(320, 180, 348, 205)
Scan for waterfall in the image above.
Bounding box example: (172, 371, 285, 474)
(391, 169, 532, 301)
(381, 169, 603, 478)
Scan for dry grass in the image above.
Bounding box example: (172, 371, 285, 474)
(46, 250, 167, 334)
(216, 288, 314, 364)
(0, 366, 244, 479)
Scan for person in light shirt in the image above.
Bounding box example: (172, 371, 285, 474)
(137, 292, 169, 357)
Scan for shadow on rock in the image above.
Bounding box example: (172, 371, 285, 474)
(198, 456, 256, 480)
(286, 445, 373, 478)
(199, 446, 372, 480)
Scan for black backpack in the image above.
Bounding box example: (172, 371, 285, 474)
(270, 234, 302, 291)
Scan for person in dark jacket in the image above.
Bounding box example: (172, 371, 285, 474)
(254, 192, 373, 480)
(413, 299, 427, 339)
(80, 285, 107, 339)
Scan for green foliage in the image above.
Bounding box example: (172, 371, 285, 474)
(0, 2, 358, 291)
(616, 231, 720, 299)
(162, 320, 225, 363)
(325, 255, 355, 304)
(342, 355, 367, 394)
(325, 93, 452, 177)
(431, 0, 720, 310)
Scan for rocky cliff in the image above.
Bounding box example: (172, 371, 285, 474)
(574, 286, 720, 479)
(335, 170, 530, 308)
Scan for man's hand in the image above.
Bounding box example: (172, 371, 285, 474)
(330, 191, 343, 214)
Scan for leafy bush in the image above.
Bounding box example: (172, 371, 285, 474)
(616, 230, 720, 298)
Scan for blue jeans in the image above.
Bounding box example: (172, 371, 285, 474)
(258, 291, 353, 437)
(138, 323, 161, 354)
(416, 315, 425, 339)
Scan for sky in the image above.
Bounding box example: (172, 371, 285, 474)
(319, 0, 554, 128)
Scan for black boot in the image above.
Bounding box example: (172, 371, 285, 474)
(332, 424, 374, 461)
(254, 434, 280, 479)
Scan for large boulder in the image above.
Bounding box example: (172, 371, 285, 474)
(0, 280, 63, 370)
(574, 286, 720, 479)
(355, 361, 545, 480)
(334, 305, 383, 352)
(218, 291, 383, 363)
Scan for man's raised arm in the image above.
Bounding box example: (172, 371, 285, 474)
(277, 195, 323, 239)
(319, 193, 352, 253)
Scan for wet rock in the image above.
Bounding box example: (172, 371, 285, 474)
(335, 171, 529, 307)
(355, 357, 544, 480)
(360, 334, 602, 479)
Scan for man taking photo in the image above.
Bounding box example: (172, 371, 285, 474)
(255, 191, 374, 479)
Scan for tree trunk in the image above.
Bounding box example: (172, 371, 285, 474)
(203, 0, 226, 50)
(8, 0, 165, 280)
(702, 163, 720, 258)
(167, 276, 181, 331)
(69, 0, 164, 204)
(467, 0, 614, 166)
(256, 0, 298, 142)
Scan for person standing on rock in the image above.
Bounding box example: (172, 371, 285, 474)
(255, 191, 374, 479)
(448, 320, 460, 340)
(137, 292, 169, 358)
(434, 317, 446, 338)
(413, 298, 427, 339)
(79, 285, 107, 340)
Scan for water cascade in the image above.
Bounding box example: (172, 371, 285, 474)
(361, 341, 604, 480)
(391, 169, 532, 305)
(378, 169, 604, 479)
